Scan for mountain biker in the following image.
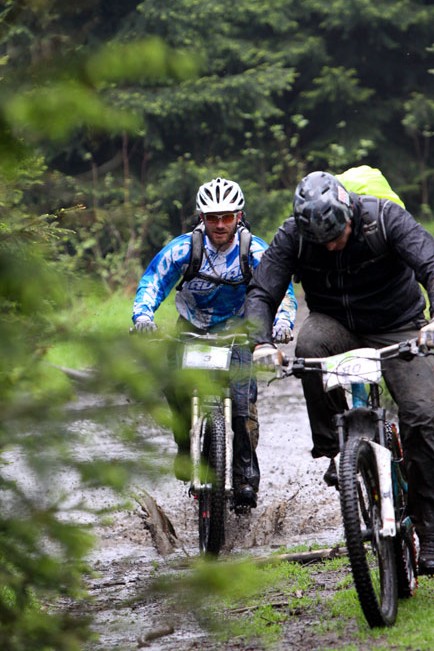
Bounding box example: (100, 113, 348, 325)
(133, 177, 297, 509)
(245, 170, 434, 573)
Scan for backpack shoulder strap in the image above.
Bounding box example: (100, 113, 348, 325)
(176, 222, 205, 291)
(238, 225, 253, 283)
(176, 223, 253, 290)
(358, 195, 388, 257)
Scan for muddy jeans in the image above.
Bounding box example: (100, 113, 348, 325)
(164, 319, 260, 491)
(295, 312, 434, 540)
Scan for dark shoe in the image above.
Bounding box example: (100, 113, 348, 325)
(173, 451, 191, 482)
(419, 539, 434, 576)
(323, 458, 339, 489)
(234, 484, 257, 509)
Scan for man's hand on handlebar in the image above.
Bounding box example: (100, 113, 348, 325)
(134, 316, 158, 333)
(272, 320, 293, 344)
(252, 343, 284, 371)
(418, 318, 434, 351)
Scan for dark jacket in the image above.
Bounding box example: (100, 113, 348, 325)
(245, 198, 434, 343)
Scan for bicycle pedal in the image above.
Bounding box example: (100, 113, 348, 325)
(233, 504, 251, 515)
(188, 486, 199, 499)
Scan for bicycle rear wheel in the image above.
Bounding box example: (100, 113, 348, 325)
(340, 436, 398, 627)
(387, 423, 418, 598)
(198, 408, 226, 556)
(394, 516, 418, 598)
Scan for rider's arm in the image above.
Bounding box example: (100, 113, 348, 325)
(384, 203, 434, 318)
(273, 289, 297, 332)
(246, 220, 299, 345)
(132, 234, 191, 324)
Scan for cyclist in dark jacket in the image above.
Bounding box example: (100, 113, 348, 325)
(245, 171, 434, 575)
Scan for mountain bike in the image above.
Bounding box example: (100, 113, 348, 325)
(178, 331, 251, 556)
(281, 339, 426, 627)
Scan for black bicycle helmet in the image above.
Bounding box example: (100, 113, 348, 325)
(293, 171, 353, 243)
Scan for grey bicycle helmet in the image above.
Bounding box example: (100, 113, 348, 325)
(196, 177, 245, 213)
(293, 171, 353, 243)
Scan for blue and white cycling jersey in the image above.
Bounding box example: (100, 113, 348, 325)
(133, 229, 297, 330)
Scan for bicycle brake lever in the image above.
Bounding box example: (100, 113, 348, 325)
(266, 366, 293, 386)
(291, 358, 306, 379)
(398, 340, 418, 360)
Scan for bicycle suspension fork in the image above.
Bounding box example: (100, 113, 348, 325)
(223, 388, 234, 495)
(335, 400, 396, 537)
(189, 388, 234, 495)
(190, 389, 203, 493)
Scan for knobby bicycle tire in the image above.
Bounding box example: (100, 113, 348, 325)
(198, 407, 226, 555)
(340, 436, 398, 627)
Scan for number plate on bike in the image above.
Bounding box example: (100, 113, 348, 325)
(322, 347, 382, 391)
(182, 344, 231, 370)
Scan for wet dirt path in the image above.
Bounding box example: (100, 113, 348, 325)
(61, 298, 346, 650)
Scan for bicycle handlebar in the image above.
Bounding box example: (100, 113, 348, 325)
(174, 331, 249, 344)
(130, 327, 249, 346)
(298, 338, 419, 366)
(281, 337, 432, 382)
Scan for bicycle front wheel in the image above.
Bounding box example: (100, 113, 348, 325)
(340, 436, 398, 627)
(198, 408, 226, 556)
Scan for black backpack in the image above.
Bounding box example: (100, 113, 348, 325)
(356, 194, 389, 257)
(176, 221, 253, 290)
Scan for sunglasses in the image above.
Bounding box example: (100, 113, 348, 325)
(203, 212, 238, 224)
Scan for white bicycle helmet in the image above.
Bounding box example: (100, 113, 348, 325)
(196, 177, 245, 213)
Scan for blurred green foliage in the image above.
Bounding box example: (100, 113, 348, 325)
(0, 2, 203, 647)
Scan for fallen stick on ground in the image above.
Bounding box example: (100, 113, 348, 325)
(135, 490, 180, 556)
(254, 545, 348, 566)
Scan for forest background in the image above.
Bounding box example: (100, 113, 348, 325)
(1, 1, 434, 649)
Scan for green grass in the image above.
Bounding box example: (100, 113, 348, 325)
(156, 556, 315, 647)
(46, 286, 178, 369)
(179, 550, 434, 650)
(323, 573, 434, 650)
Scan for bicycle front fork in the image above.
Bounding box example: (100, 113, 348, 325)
(190, 390, 203, 494)
(223, 388, 234, 495)
(189, 389, 234, 496)
(335, 409, 396, 537)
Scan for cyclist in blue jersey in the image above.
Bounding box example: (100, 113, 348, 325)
(133, 177, 297, 508)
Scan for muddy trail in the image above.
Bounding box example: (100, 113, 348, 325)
(57, 298, 357, 650)
(69, 371, 345, 651)
(55, 305, 362, 651)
